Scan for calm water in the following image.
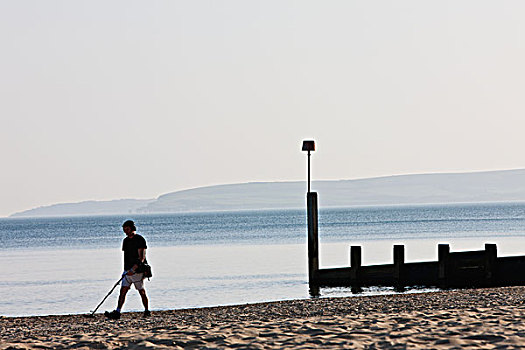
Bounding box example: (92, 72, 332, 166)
(3, 202, 525, 316)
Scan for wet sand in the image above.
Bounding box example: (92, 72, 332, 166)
(2, 286, 525, 349)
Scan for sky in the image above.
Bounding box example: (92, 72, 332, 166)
(2, 1, 525, 217)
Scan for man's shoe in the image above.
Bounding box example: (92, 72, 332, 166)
(104, 310, 121, 320)
(143, 310, 151, 317)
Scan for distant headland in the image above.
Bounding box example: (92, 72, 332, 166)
(10, 169, 525, 217)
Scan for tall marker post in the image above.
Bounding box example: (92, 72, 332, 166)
(302, 140, 319, 293)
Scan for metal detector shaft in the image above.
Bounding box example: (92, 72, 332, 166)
(89, 275, 126, 317)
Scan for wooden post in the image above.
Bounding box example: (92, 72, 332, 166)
(485, 243, 497, 285)
(350, 246, 362, 292)
(438, 244, 450, 288)
(307, 192, 319, 286)
(394, 245, 405, 290)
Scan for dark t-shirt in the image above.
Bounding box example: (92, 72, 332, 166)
(122, 234, 148, 270)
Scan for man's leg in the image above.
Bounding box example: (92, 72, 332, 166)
(138, 288, 149, 312)
(105, 286, 130, 320)
(117, 286, 130, 311)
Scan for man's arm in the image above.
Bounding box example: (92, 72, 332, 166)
(128, 248, 146, 275)
(138, 248, 146, 264)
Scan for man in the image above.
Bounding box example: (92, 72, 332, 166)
(105, 220, 150, 320)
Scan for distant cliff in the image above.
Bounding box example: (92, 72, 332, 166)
(11, 169, 525, 217)
(138, 169, 525, 213)
(10, 199, 155, 218)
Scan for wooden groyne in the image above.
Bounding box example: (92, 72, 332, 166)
(307, 192, 525, 292)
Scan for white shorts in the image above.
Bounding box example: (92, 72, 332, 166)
(122, 272, 145, 290)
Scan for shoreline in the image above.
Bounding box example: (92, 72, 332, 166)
(3, 286, 525, 348)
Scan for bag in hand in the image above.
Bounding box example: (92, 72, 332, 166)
(136, 261, 153, 279)
(143, 263, 152, 278)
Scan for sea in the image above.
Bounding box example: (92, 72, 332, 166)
(3, 202, 525, 317)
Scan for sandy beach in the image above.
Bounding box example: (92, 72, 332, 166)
(2, 286, 525, 349)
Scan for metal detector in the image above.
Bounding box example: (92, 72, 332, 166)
(86, 275, 126, 318)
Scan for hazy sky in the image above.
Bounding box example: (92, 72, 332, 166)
(2, 1, 525, 217)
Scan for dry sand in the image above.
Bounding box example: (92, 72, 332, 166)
(2, 286, 525, 349)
